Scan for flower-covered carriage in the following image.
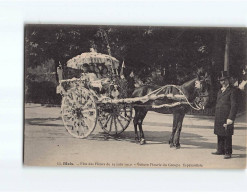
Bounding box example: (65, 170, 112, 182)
(57, 49, 134, 138)
(57, 49, 205, 139)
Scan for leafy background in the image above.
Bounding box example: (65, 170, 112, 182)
(24, 25, 247, 114)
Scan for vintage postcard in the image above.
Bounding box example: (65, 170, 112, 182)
(24, 24, 247, 168)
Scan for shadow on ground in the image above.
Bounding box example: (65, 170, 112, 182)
(89, 130, 246, 153)
(25, 117, 63, 127)
(24, 116, 246, 153)
(231, 153, 247, 159)
(143, 121, 245, 130)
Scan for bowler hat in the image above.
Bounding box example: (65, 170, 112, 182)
(218, 71, 230, 81)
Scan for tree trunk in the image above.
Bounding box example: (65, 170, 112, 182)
(224, 29, 230, 72)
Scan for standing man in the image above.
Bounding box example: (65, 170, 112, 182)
(212, 71, 238, 159)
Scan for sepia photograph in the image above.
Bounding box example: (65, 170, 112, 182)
(24, 24, 247, 169)
(1, 0, 247, 192)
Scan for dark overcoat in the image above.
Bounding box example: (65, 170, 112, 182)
(127, 77, 135, 97)
(214, 86, 238, 136)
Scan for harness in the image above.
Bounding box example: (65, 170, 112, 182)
(141, 85, 203, 111)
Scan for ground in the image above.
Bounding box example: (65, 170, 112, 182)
(24, 103, 246, 169)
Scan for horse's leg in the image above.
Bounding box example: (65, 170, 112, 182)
(169, 113, 179, 147)
(174, 112, 185, 149)
(137, 109, 148, 145)
(133, 108, 140, 142)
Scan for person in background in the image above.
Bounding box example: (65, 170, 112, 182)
(230, 75, 239, 87)
(126, 71, 136, 97)
(230, 74, 243, 112)
(212, 71, 238, 159)
(238, 66, 247, 112)
(57, 62, 63, 82)
(239, 65, 247, 91)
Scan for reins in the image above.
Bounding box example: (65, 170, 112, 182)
(141, 84, 203, 111)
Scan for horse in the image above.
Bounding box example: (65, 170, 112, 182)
(131, 70, 213, 148)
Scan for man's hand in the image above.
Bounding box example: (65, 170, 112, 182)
(223, 119, 233, 128)
(226, 119, 233, 125)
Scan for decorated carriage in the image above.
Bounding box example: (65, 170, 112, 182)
(57, 49, 205, 139)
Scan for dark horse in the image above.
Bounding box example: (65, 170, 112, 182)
(131, 70, 213, 148)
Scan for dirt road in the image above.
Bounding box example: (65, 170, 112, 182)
(24, 104, 246, 169)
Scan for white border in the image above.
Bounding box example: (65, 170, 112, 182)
(0, 0, 247, 192)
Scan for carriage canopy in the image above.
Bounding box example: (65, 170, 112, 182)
(66, 49, 119, 70)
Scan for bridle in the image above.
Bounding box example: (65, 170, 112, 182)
(193, 77, 211, 109)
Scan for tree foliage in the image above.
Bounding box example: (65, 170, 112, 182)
(24, 25, 247, 104)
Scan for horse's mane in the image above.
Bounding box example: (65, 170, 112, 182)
(180, 77, 198, 101)
(181, 77, 197, 88)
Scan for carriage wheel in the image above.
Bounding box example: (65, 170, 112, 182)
(98, 103, 132, 135)
(61, 87, 98, 138)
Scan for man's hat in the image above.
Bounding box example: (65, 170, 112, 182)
(218, 71, 230, 81)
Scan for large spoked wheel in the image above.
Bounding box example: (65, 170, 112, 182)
(61, 87, 98, 138)
(98, 103, 132, 135)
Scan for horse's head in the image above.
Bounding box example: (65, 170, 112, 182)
(194, 69, 214, 109)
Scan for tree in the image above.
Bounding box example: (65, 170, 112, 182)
(25, 25, 247, 104)
(25, 24, 101, 81)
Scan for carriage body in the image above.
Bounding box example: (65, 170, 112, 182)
(57, 50, 132, 139)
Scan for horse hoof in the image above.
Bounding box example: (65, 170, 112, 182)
(175, 144, 181, 149)
(169, 140, 174, 147)
(140, 138, 146, 145)
(169, 141, 174, 148)
(135, 137, 140, 143)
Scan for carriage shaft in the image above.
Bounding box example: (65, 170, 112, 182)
(99, 93, 186, 104)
